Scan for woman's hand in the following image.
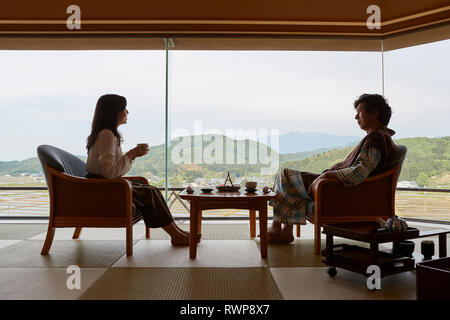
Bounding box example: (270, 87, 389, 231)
(127, 144, 149, 161)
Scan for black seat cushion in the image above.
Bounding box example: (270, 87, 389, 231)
(37, 144, 139, 218)
(37, 145, 88, 186)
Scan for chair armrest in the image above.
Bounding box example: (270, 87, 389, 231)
(313, 166, 398, 220)
(46, 165, 133, 220)
(311, 166, 398, 194)
(123, 176, 149, 185)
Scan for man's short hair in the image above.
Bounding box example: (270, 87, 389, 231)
(354, 94, 392, 126)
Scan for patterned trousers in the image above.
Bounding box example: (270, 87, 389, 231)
(268, 168, 319, 225)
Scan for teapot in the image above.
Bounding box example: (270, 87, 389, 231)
(376, 215, 408, 232)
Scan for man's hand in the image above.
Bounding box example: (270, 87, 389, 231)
(309, 171, 339, 195)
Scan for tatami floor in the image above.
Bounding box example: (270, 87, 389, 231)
(0, 220, 448, 300)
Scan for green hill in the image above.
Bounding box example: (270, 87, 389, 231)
(280, 136, 450, 187)
(1, 136, 449, 188)
(132, 134, 281, 183)
(0, 158, 44, 176)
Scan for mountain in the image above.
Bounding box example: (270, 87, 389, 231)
(275, 132, 361, 154)
(279, 147, 333, 162)
(132, 134, 282, 179)
(0, 134, 285, 178)
(1, 135, 449, 188)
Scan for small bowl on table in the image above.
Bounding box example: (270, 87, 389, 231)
(392, 240, 415, 257)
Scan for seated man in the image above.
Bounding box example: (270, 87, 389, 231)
(268, 93, 396, 243)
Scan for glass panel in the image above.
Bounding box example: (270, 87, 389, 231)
(168, 45, 382, 219)
(383, 39, 450, 221)
(0, 49, 166, 217)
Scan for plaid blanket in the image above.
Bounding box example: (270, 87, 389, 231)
(268, 169, 319, 225)
(269, 147, 381, 225)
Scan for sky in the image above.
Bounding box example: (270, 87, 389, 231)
(0, 39, 449, 161)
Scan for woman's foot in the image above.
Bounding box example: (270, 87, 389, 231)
(170, 233, 190, 246)
(170, 232, 202, 246)
(174, 224, 202, 244)
(163, 222, 201, 246)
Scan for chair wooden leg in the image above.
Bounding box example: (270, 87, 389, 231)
(249, 210, 256, 238)
(72, 227, 82, 239)
(126, 225, 133, 256)
(145, 227, 150, 239)
(41, 224, 55, 255)
(296, 224, 301, 237)
(314, 224, 321, 255)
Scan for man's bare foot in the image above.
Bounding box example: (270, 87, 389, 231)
(267, 224, 294, 244)
(267, 232, 294, 244)
(268, 221, 282, 236)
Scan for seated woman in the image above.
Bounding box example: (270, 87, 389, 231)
(85, 94, 200, 246)
(268, 93, 396, 243)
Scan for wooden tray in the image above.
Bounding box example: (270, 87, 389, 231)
(323, 221, 420, 243)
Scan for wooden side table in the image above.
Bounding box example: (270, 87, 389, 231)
(322, 221, 450, 278)
(179, 189, 276, 259)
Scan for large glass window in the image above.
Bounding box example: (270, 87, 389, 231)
(168, 48, 382, 218)
(0, 38, 448, 222)
(0, 50, 165, 216)
(383, 39, 450, 222)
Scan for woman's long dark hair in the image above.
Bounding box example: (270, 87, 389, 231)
(86, 94, 127, 151)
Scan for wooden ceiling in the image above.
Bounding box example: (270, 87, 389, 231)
(0, 0, 449, 50)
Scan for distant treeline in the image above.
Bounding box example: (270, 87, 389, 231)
(281, 137, 450, 187)
(0, 136, 448, 187)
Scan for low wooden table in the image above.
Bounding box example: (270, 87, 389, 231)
(179, 189, 276, 259)
(322, 221, 450, 278)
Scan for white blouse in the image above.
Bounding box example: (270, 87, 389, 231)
(85, 129, 132, 179)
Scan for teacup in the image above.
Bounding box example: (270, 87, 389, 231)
(137, 143, 149, 152)
(245, 181, 257, 190)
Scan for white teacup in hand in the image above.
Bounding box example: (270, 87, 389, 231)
(136, 143, 149, 156)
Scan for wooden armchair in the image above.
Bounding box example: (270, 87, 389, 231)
(37, 145, 150, 256)
(305, 144, 407, 254)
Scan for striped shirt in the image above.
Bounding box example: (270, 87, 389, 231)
(332, 147, 381, 187)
